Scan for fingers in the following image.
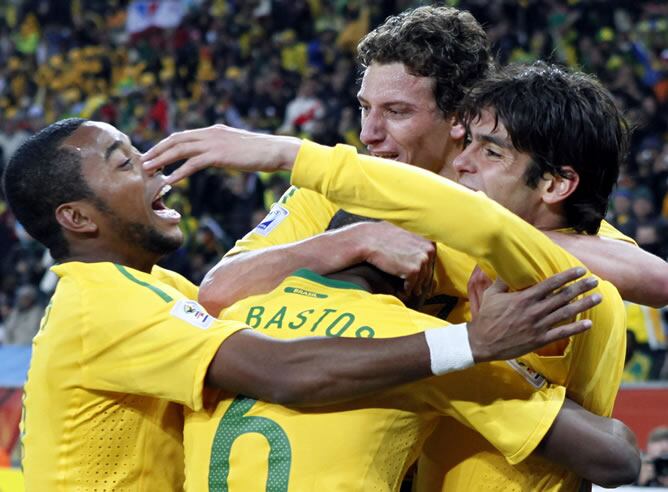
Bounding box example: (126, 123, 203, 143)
(534, 276, 599, 317)
(142, 129, 202, 164)
(468, 288, 481, 319)
(163, 155, 203, 185)
(535, 319, 593, 347)
(403, 271, 420, 295)
(537, 292, 602, 328)
(143, 139, 204, 173)
(410, 243, 436, 297)
(523, 267, 587, 301)
(484, 276, 507, 295)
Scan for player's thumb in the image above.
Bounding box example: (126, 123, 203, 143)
(486, 277, 509, 295)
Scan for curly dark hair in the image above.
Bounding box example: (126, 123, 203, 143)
(357, 5, 493, 117)
(458, 62, 630, 234)
(2, 118, 92, 260)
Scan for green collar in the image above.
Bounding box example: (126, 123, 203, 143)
(291, 269, 365, 291)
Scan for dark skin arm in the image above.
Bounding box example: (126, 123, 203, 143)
(538, 399, 640, 488)
(205, 268, 600, 405)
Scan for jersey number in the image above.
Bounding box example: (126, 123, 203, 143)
(209, 396, 292, 491)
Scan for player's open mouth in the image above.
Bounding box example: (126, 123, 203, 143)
(371, 152, 400, 160)
(151, 184, 181, 222)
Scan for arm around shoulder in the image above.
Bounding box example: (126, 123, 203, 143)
(547, 232, 668, 307)
(199, 226, 371, 315)
(204, 328, 433, 405)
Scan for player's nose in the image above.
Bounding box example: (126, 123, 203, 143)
(360, 109, 386, 146)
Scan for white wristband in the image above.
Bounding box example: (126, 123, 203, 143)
(424, 323, 475, 375)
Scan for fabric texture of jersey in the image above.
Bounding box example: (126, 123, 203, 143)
(21, 262, 247, 492)
(291, 141, 627, 491)
(226, 138, 633, 326)
(225, 152, 471, 323)
(184, 269, 565, 492)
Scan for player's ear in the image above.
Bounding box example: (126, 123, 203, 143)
(55, 201, 99, 234)
(449, 117, 466, 140)
(540, 166, 579, 205)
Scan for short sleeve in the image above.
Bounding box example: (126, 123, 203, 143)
(426, 361, 566, 464)
(80, 277, 247, 411)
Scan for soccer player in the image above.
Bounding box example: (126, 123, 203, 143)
(140, 62, 632, 490)
(152, 5, 666, 322)
(3, 119, 595, 491)
(181, 211, 638, 491)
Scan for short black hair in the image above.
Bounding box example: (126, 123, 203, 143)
(326, 209, 379, 230)
(325, 210, 403, 295)
(458, 62, 629, 234)
(2, 118, 90, 260)
(358, 5, 493, 117)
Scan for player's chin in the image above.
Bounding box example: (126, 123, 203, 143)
(154, 227, 185, 255)
(149, 216, 184, 242)
(163, 225, 184, 244)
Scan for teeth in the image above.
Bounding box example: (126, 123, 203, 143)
(156, 185, 172, 200)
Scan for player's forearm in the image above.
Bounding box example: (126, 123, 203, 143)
(206, 328, 470, 406)
(537, 400, 640, 487)
(199, 228, 370, 315)
(546, 231, 668, 307)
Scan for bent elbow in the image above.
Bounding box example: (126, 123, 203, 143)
(639, 264, 668, 308)
(614, 437, 642, 487)
(595, 433, 641, 488)
(653, 274, 668, 308)
(198, 282, 227, 317)
(595, 457, 640, 488)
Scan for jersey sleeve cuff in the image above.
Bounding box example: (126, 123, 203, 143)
(505, 384, 566, 465)
(189, 322, 248, 411)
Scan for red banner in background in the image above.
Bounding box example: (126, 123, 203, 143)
(0, 389, 22, 467)
(613, 384, 668, 449)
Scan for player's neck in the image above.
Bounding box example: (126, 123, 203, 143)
(64, 246, 159, 273)
(530, 203, 569, 232)
(326, 264, 402, 296)
(325, 272, 373, 292)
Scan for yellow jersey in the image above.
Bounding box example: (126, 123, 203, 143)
(291, 141, 627, 491)
(227, 144, 633, 327)
(184, 270, 566, 491)
(21, 262, 246, 492)
(227, 183, 471, 323)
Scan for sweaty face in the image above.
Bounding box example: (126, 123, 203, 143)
(452, 109, 543, 223)
(63, 122, 183, 258)
(357, 63, 453, 174)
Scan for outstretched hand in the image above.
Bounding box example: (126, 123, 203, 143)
(141, 124, 302, 184)
(468, 267, 601, 362)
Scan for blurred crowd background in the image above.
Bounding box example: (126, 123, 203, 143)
(0, 0, 667, 382)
